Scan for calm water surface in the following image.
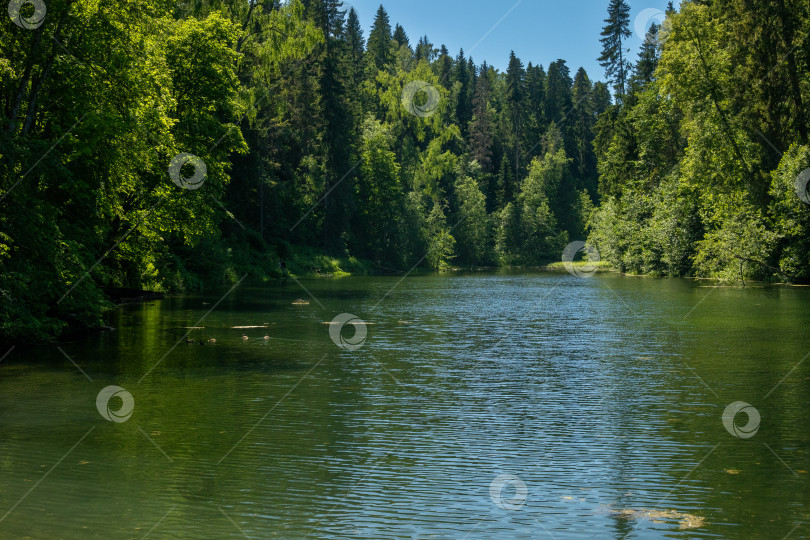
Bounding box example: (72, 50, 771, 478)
(1, 271, 809, 539)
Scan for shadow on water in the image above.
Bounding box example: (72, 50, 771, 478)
(1, 272, 808, 538)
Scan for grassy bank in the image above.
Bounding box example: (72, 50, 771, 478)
(283, 246, 372, 278)
(541, 261, 614, 273)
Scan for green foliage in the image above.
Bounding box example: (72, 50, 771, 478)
(17, 0, 786, 341)
(354, 117, 405, 264)
(495, 202, 522, 265)
(453, 172, 493, 265)
(693, 192, 779, 282)
(768, 145, 810, 280)
(424, 201, 455, 270)
(598, 0, 632, 98)
(589, 0, 810, 283)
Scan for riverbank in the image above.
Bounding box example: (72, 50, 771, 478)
(283, 246, 372, 278)
(6, 252, 798, 345)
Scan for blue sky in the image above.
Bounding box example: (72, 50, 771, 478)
(345, 0, 676, 81)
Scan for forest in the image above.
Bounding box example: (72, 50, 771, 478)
(2, 0, 810, 341)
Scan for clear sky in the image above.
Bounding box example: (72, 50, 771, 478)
(345, 0, 676, 81)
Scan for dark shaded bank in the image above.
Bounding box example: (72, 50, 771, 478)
(0, 245, 375, 344)
(102, 288, 166, 305)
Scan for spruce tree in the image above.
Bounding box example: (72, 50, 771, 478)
(415, 35, 435, 63)
(308, 0, 356, 250)
(367, 5, 393, 70)
(598, 0, 632, 99)
(497, 150, 513, 209)
(632, 22, 660, 91)
(570, 67, 597, 195)
(469, 63, 494, 173)
(591, 82, 612, 116)
(393, 24, 409, 48)
(545, 59, 573, 125)
(504, 51, 526, 189)
(454, 49, 473, 137)
(468, 57, 477, 93)
(524, 62, 547, 159)
(437, 45, 453, 87)
(345, 7, 365, 90)
(544, 59, 574, 182)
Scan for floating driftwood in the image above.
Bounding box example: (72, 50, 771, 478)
(612, 508, 705, 530)
(292, 299, 310, 305)
(321, 321, 375, 325)
(231, 325, 269, 329)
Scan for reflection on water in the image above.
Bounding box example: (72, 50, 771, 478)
(1, 271, 809, 538)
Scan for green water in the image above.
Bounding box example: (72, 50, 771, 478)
(1, 271, 808, 539)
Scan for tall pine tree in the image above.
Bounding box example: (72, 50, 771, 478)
(345, 7, 365, 91)
(545, 59, 573, 125)
(469, 62, 494, 173)
(454, 49, 473, 137)
(437, 45, 453, 87)
(415, 35, 435, 63)
(504, 51, 526, 191)
(392, 23, 409, 48)
(631, 22, 660, 91)
(570, 67, 597, 195)
(524, 62, 547, 160)
(366, 5, 393, 71)
(598, 0, 632, 99)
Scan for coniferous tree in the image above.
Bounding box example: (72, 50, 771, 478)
(598, 0, 632, 99)
(437, 45, 453, 87)
(345, 7, 365, 90)
(545, 59, 573, 125)
(469, 63, 494, 174)
(591, 82, 612, 116)
(468, 57, 477, 98)
(497, 149, 514, 208)
(305, 0, 357, 250)
(570, 67, 597, 195)
(392, 24, 409, 48)
(631, 22, 660, 91)
(545, 59, 575, 180)
(367, 4, 393, 70)
(504, 51, 526, 190)
(415, 35, 435, 63)
(524, 62, 547, 159)
(454, 49, 473, 137)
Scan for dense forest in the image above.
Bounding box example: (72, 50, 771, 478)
(2, 0, 810, 341)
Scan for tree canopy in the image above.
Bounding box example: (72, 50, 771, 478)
(2, 0, 809, 341)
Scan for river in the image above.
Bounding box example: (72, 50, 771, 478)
(1, 271, 808, 538)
